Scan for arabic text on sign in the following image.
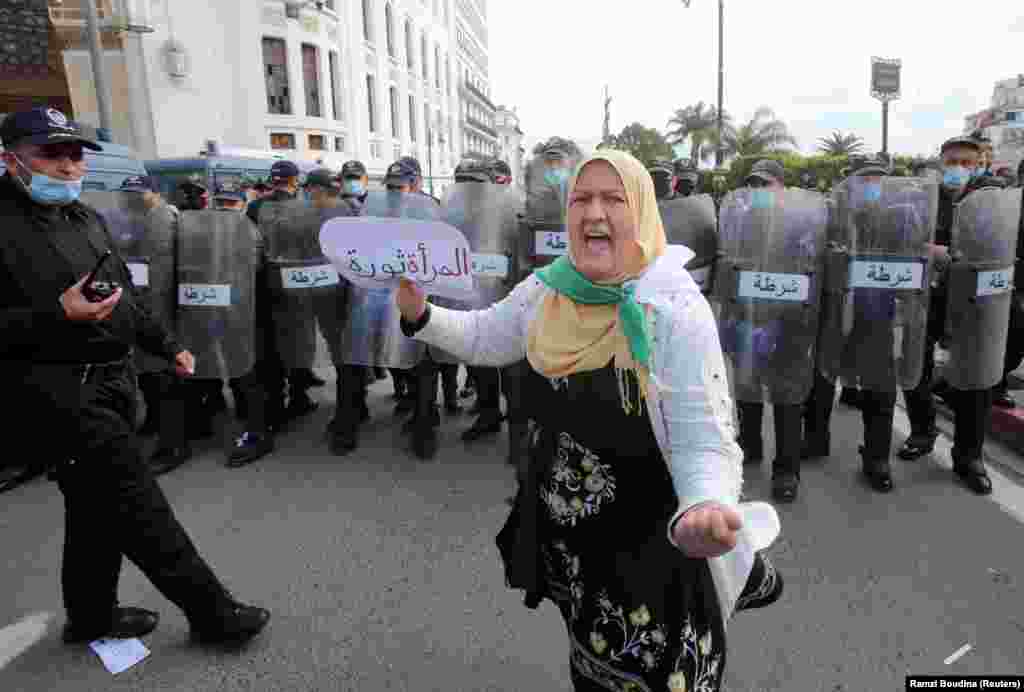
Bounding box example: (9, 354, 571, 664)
(178, 283, 232, 307)
(534, 231, 569, 257)
(976, 267, 1015, 298)
(736, 271, 811, 302)
(126, 262, 149, 288)
(848, 260, 923, 290)
(470, 253, 509, 279)
(281, 264, 340, 290)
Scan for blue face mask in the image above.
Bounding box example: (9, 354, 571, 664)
(344, 180, 365, 196)
(14, 156, 82, 206)
(862, 182, 882, 203)
(974, 166, 988, 178)
(943, 166, 971, 189)
(750, 188, 775, 209)
(544, 168, 570, 188)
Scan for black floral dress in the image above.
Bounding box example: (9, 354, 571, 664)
(501, 361, 782, 692)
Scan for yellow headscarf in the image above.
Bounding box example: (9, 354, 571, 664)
(526, 149, 667, 412)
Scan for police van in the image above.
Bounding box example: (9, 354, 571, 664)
(146, 143, 321, 207)
(0, 116, 148, 190)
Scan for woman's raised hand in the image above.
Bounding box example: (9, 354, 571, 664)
(396, 277, 427, 323)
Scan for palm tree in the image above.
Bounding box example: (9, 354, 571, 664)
(666, 102, 730, 163)
(816, 131, 865, 156)
(715, 107, 798, 160)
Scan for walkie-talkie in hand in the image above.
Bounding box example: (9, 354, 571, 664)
(81, 250, 121, 303)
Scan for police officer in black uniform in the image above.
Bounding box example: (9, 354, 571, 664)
(384, 157, 452, 458)
(339, 159, 370, 211)
(897, 136, 994, 495)
(0, 107, 269, 643)
(802, 156, 898, 492)
(673, 160, 700, 198)
(648, 160, 678, 201)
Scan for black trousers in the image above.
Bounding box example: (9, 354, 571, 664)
(737, 402, 802, 475)
(804, 371, 897, 460)
(331, 364, 368, 439)
(55, 365, 229, 625)
(469, 366, 502, 414)
(502, 360, 530, 426)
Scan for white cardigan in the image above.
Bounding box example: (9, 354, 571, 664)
(414, 245, 744, 537)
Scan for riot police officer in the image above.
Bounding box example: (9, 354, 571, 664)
(339, 159, 370, 211)
(803, 157, 907, 492)
(649, 160, 678, 201)
(673, 160, 700, 198)
(898, 136, 995, 495)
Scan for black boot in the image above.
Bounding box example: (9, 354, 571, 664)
(897, 430, 937, 460)
(859, 446, 893, 493)
(952, 450, 993, 495)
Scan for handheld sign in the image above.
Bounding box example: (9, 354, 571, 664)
(321, 217, 478, 301)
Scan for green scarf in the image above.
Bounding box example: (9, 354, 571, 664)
(534, 256, 651, 368)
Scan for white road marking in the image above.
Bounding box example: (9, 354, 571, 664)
(0, 612, 54, 670)
(944, 643, 972, 665)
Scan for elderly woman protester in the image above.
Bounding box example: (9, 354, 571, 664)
(396, 150, 781, 691)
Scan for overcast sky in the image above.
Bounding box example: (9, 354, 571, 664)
(486, 0, 1024, 163)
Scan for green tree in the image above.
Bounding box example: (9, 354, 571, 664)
(665, 102, 731, 164)
(606, 122, 674, 166)
(816, 131, 865, 156)
(715, 107, 798, 161)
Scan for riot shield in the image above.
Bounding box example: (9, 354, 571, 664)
(441, 183, 520, 309)
(335, 191, 437, 367)
(658, 194, 718, 293)
(523, 150, 582, 270)
(176, 210, 260, 380)
(84, 190, 177, 374)
(715, 188, 827, 403)
(944, 187, 1023, 389)
(259, 199, 342, 370)
(817, 177, 938, 392)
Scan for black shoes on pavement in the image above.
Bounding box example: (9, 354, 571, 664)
(227, 432, 274, 468)
(461, 412, 503, 442)
(63, 607, 160, 644)
(64, 603, 270, 647)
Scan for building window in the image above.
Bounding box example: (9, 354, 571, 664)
(421, 33, 428, 80)
(370, 140, 381, 159)
(335, 135, 345, 152)
(366, 75, 377, 132)
(434, 44, 441, 89)
(424, 104, 431, 141)
(444, 0, 448, 22)
(446, 56, 451, 97)
(328, 51, 341, 121)
(302, 44, 321, 118)
(262, 37, 291, 115)
(385, 3, 395, 57)
(405, 19, 413, 70)
(389, 86, 399, 138)
(270, 132, 295, 150)
(362, 0, 373, 42)
(309, 134, 326, 150)
(409, 95, 417, 142)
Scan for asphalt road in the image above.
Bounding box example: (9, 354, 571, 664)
(2, 375, 1023, 691)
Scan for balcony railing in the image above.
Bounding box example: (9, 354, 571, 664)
(464, 116, 497, 139)
(461, 80, 495, 111)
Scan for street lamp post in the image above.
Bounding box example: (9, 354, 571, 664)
(683, 0, 725, 167)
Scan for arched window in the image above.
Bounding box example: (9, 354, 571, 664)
(384, 3, 394, 57)
(361, 0, 373, 42)
(405, 19, 413, 70)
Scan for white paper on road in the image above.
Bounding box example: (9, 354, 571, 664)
(708, 502, 781, 627)
(944, 643, 972, 665)
(0, 612, 53, 671)
(321, 217, 478, 301)
(89, 637, 150, 675)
